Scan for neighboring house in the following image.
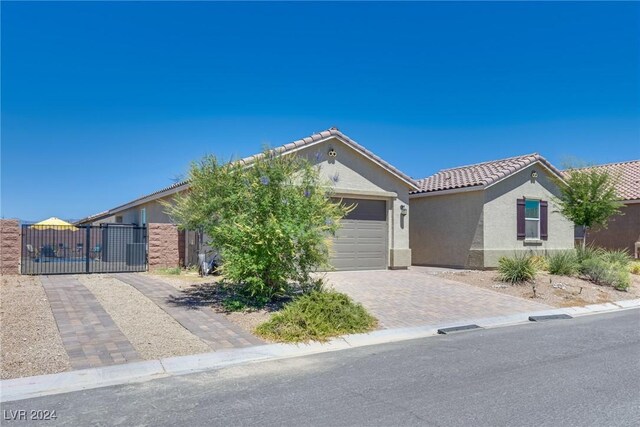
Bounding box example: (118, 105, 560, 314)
(409, 154, 575, 269)
(572, 160, 640, 258)
(77, 128, 418, 271)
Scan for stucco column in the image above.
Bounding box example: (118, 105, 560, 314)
(389, 197, 411, 269)
(1, 219, 21, 275)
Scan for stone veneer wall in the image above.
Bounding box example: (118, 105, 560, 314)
(1, 219, 20, 275)
(147, 223, 180, 270)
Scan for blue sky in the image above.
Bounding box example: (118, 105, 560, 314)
(2, 1, 639, 221)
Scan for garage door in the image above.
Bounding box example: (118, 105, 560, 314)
(330, 198, 388, 271)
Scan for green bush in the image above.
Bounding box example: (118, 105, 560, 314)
(580, 257, 631, 291)
(498, 255, 537, 284)
(630, 261, 640, 275)
(575, 245, 604, 267)
(547, 251, 580, 276)
(600, 249, 631, 266)
(255, 291, 377, 342)
(164, 150, 352, 301)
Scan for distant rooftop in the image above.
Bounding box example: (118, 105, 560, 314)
(570, 160, 640, 201)
(413, 153, 563, 195)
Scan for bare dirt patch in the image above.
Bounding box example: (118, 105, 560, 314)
(436, 269, 640, 307)
(0, 275, 70, 379)
(77, 275, 211, 359)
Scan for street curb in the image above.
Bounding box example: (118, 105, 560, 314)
(2, 299, 638, 403)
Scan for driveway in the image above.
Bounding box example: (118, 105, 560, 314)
(326, 267, 551, 328)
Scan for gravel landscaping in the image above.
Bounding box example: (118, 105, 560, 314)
(77, 275, 211, 359)
(436, 269, 640, 307)
(0, 275, 71, 379)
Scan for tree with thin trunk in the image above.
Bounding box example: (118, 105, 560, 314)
(162, 150, 352, 302)
(557, 167, 623, 249)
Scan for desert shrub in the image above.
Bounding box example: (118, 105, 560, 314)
(530, 255, 549, 271)
(164, 150, 352, 301)
(575, 245, 604, 267)
(600, 249, 631, 266)
(630, 261, 640, 275)
(498, 255, 537, 284)
(547, 251, 580, 276)
(580, 257, 631, 291)
(255, 291, 377, 342)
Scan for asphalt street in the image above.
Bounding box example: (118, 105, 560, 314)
(2, 309, 639, 426)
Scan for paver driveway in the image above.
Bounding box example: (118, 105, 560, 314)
(326, 267, 551, 328)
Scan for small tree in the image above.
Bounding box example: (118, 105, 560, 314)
(164, 150, 351, 301)
(557, 167, 623, 249)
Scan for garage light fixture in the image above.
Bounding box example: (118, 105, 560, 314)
(328, 148, 337, 158)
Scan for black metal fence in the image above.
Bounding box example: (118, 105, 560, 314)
(21, 224, 147, 275)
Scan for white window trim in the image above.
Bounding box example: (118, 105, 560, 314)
(524, 198, 541, 241)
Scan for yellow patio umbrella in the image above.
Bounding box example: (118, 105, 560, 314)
(30, 217, 78, 231)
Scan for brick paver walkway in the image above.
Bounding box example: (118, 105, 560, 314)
(112, 273, 264, 350)
(326, 267, 551, 328)
(41, 276, 141, 370)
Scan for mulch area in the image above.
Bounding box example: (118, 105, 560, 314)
(436, 269, 640, 307)
(0, 275, 71, 379)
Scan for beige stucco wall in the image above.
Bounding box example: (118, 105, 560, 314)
(410, 190, 485, 268)
(482, 164, 575, 267)
(409, 162, 575, 269)
(296, 137, 413, 268)
(90, 196, 175, 226)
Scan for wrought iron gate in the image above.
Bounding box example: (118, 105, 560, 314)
(21, 224, 147, 275)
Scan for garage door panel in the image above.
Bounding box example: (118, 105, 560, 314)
(330, 207, 388, 271)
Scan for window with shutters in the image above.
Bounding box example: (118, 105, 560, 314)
(524, 199, 540, 239)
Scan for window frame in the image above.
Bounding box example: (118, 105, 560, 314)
(524, 198, 541, 240)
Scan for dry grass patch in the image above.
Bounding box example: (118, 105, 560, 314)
(0, 275, 70, 379)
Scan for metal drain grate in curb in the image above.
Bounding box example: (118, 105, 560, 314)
(437, 324, 482, 335)
(528, 314, 573, 322)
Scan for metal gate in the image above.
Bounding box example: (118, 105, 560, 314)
(21, 224, 147, 275)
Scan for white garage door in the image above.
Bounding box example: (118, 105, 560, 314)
(330, 198, 388, 271)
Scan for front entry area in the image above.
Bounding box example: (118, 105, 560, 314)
(330, 198, 388, 271)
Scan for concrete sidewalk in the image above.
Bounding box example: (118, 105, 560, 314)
(2, 299, 638, 404)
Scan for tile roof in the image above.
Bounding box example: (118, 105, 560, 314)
(412, 153, 564, 195)
(76, 128, 417, 224)
(237, 127, 418, 188)
(570, 160, 640, 201)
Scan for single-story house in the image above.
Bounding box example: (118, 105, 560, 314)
(572, 160, 639, 258)
(77, 128, 419, 271)
(409, 153, 575, 269)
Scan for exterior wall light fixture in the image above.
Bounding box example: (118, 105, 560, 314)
(328, 148, 337, 158)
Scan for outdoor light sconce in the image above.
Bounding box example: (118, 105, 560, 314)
(531, 170, 539, 179)
(400, 205, 408, 216)
(328, 148, 337, 158)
